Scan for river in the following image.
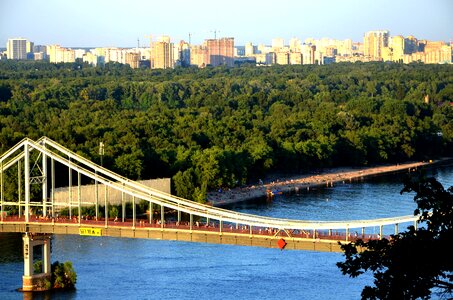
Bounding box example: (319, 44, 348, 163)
(1, 166, 452, 300)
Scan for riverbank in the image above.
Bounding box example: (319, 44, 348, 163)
(207, 159, 453, 207)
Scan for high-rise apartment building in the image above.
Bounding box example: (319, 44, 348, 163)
(340, 39, 353, 56)
(289, 38, 301, 52)
(205, 37, 234, 67)
(245, 42, 254, 56)
(125, 52, 140, 68)
(6, 38, 28, 59)
(321, 46, 334, 57)
(190, 45, 208, 67)
(74, 49, 86, 60)
(289, 52, 302, 65)
(301, 45, 316, 65)
(402, 42, 452, 64)
(363, 30, 389, 60)
(424, 41, 445, 53)
(151, 35, 174, 69)
(391, 35, 404, 60)
(275, 52, 289, 65)
(404, 36, 418, 54)
(26, 41, 34, 55)
(177, 40, 191, 67)
(257, 44, 270, 54)
(255, 53, 274, 65)
(32, 45, 47, 60)
(272, 38, 284, 51)
(301, 38, 352, 59)
(47, 45, 75, 63)
(403, 44, 452, 64)
(33, 45, 47, 54)
(382, 35, 405, 62)
(83, 52, 102, 66)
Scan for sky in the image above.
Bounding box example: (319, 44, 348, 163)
(1, 0, 452, 48)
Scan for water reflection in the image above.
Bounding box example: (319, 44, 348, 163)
(22, 290, 76, 300)
(0, 233, 23, 263)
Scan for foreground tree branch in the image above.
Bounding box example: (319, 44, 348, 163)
(337, 175, 453, 299)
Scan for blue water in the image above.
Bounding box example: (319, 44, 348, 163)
(1, 165, 452, 300)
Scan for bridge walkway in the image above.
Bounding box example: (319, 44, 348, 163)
(1, 215, 388, 252)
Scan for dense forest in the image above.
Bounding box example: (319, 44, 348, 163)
(0, 61, 452, 202)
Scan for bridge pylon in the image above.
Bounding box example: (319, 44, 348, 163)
(22, 232, 52, 291)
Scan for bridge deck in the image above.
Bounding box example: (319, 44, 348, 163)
(0, 216, 376, 252)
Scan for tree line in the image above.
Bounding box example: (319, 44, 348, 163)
(0, 61, 452, 201)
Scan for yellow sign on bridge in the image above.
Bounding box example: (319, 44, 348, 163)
(79, 228, 102, 236)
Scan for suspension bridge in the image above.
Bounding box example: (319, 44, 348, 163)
(0, 137, 419, 291)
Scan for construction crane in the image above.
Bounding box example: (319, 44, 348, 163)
(211, 29, 219, 39)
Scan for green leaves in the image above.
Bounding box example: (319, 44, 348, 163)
(338, 177, 453, 299)
(173, 169, 196, 200)
(51, 261, 77, 290)
(0, 61, 452, 201)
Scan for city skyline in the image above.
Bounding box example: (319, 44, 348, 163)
(1, 0, 452, 47)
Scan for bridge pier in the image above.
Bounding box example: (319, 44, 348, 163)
(22, 232, 52, 291)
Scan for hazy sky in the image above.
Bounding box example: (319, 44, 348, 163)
(1, 0, 452, 47)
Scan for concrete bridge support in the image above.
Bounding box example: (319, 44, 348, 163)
(22, 233, 52, 291)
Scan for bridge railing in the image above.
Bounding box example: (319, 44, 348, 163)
(1, 213, 412, 244)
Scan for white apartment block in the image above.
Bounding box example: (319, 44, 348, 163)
(6, 38, 28, 59)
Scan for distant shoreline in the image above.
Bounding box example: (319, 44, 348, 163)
(207, 158, 453, 207)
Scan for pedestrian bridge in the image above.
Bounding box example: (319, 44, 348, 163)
(1, 137, 419, 252)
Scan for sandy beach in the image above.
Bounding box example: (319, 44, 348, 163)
(207, 160, 449, 207)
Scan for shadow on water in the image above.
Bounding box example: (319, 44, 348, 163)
(0, 233, 23, 263)
(21, 290, 76, 300)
